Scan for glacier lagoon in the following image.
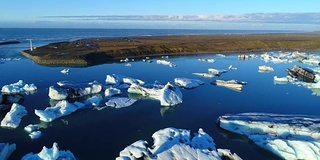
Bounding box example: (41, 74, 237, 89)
(1, 53, 320, 159)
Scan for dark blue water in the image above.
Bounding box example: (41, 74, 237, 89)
(0, 28, 317, 160)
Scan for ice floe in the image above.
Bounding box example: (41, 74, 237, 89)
(29, 131, 42, 139)
(24, 124, 40, 132)
(211, 80, 246, 92)
(105, 88, 122, 97)
(1, 103, 27, 128)
(258, 65, 274, 73)
(116, 127, 241, 160)
(35, 100, 85, 122)
(156, 59, 176, 67)
(49, 81, 102, 100)
(273, 76, 289, 84)
(106, 74, 145, 86)
(105, 97, 137, 108)
(217, 113, 320, 160)
(192, 73, 215, 78)
(21, 142, 76, 160)
(174, 78, 204, 89)
(208, 68, 227, 76)
(1, 80, 37, 94)
(128, 82, 182, 106)
(0, 143, 16, 160)
(60, 69, 69, 74)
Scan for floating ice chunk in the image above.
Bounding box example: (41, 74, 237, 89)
(258, 65, 274, 72)
(302, 59, 320, 66)
(84, 96, 102, 107)
(105, 97, 137, 109)
(128, 82, 182, 106)
(1, 103, 27, 128)
(273, 76, 288, 84)
(35, 100, 85, 122)
(60, 69, 69, 74)
(117, 127, 241, 160)
(24, 124, 39, 132)
(156, 60, 176, 67)
(208, 68, 227, 76)
(217, 113, 320, 160)
(1, 80, 37, 94)
(125, 63, 131, 67)
(106, 74, 145, 86)
(49, 81, 102, 100)
(192, 73, 215, 78)
(174, 78, 204, 89)
(211, 80, 246, 92)
(29, 131, 42, 139)
(228, 65, 237, 70)
(105, 88, 122, 97)
(21, 142, 76, 160)
(0, 143, 16, 160)
(207, 59, 215, 63)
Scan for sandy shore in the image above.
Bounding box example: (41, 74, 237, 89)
(21, 33, 320, 66)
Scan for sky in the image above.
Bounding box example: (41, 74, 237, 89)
(1, 0, 320, 30)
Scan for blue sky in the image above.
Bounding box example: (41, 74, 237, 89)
(1, 0, 320, 30)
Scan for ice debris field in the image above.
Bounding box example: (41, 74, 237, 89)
(2, 51, 320, 159)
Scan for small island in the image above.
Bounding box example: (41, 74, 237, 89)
(21, 33, 320, 66)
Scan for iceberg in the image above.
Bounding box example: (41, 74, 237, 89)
(34, 100, 85, 122)
(116, 127, 241, 160)
(208, 68, 227, 76)
(174, 78, 204, 89)
(217, 113, 320, 160)
(29, 131, 42, 139)
(24, 124, 40, 132)
(49, 81, 102, 100)
(60, 69, 69, 74)
(1, 80, 37, 94)
(156, 59, 176, 67)
(192, 73, 215, 78)
(128, 82, 182, 106)
(273, 76, 289, 84)
(105, 88, 122, 97)
(211, 80, 246, 92)
(105, 74, 145, 86)
(258, 65, 274, 72)
(286, 65, 315, 83)
(0, 143, 16, 160)
(1, 103, 27, 128)
(105, 97, 137, 108)
(83, 96, 102, 107)
(21, 142, 76, 160)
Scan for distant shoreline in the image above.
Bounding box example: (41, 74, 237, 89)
(21, 33, 320, 67)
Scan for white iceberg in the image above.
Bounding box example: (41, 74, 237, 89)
(1, 103, 27, 128)
(105, 88, 122, 97)
(258, 65, 274, 72)
(0, 143, 16, 160)
(29, 131, 42, 139)
(273, 76, 289, 84)
(60, 69, 69, 74)
(128, 82, 182, 106)
(192, 73, 215, 78)
(24, 124, 39, 132)
(105, 74, 145, 86)
(21, 142, 76, 160)
(105, 97, 137, 109)
(174, 78, 204, 89)
(208, 68, 227, 76)
(212, 80, 246, 92)
(217, 113, 320, 160)
(116, 127, 241, 160)
(156, 59, 176, 67)
(35, 100, 85, 122)
(1, 80, 37, 94)
(49, 81, 102, 100)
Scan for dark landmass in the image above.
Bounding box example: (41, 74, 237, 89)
(0, 40, 20, 45)
(21, 33, 320, 67)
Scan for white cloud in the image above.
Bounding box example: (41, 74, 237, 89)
(42, 12, 320, 24)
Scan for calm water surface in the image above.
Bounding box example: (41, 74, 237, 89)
(0, 29, 318, 160)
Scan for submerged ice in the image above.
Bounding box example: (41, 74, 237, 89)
(0, 143, 16, 160)
(217, 113, 320, 160)
(117, 127, 241, 160)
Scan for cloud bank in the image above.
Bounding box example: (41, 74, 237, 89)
(43, 12, 320, 24)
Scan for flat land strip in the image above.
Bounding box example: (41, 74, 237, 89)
(21, 33, 320, 66)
